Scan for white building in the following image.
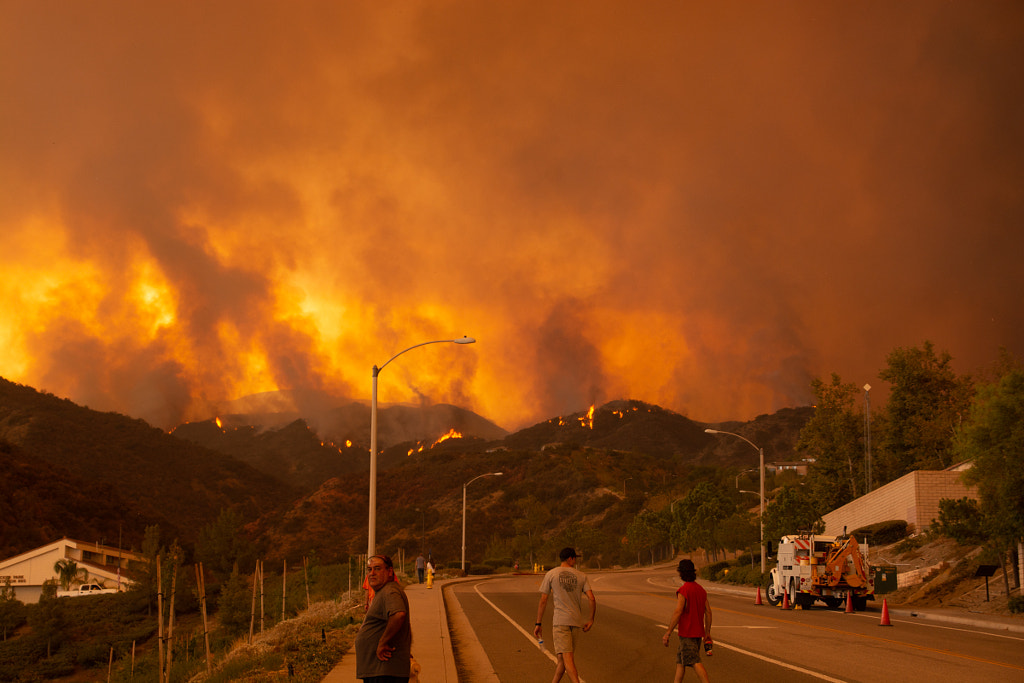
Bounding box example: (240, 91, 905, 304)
(0, 538, 147, 604)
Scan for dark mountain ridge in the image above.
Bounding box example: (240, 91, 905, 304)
(0, 378, 293, 552)
(0, 377, 813, 566)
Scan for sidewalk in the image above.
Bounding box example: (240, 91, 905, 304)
(322, 579, 461, 682)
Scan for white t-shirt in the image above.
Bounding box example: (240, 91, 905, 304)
(539, 566, 592, 627)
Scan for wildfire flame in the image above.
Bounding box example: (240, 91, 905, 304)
(215, 417, 223, 429)
(433, 428, 463, 445)
(407, 428, 464, 456)
(577, 405, 595, 430)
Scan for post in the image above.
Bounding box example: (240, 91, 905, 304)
(369, 366, 380, 558)
(863, 384, 872, 494)
(462, 483, 468, 571)
(759, 447, 766, 575)
(156, 558, 164, 683)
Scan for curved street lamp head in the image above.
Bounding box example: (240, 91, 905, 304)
(704, 428, 719, 434)
(369, 334, 477, 558)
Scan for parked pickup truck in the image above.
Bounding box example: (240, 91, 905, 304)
(57, 583, 119, 597)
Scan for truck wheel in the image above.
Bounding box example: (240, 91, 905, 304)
(795, 593, 815, 609)
(822, 596, 843, 610)
(764, 577, 782, 606)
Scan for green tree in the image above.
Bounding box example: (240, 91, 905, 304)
(512, 496, 550, 567)
(762, 486, 823, 542)
(0, 577, 25, 641)
(958, 365, 1024, 594)
(797, 374, 865, 512)
(627, 509, 670, 564)
(878, 341, 973, 479)
(29, 587, 66, 658)
(935, 497, 986, 546)
(716, 511, 760, 554)
(131, 524, 163, 614)
(215, 564, 252, 636)
(53, 558, 87, 591)
(196, 508, 250, 580)
(669, 482, 734, 561)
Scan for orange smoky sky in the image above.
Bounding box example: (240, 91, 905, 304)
(2, 1, 1023, 432)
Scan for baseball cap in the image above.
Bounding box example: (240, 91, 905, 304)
(559, 547, 578, 561)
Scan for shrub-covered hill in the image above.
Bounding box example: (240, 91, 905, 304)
(0, 378, 293, 552)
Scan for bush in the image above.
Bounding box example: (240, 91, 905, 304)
(1009, 595, 1024, 614)
(700, 561, 731, 581)
(935, 497, 986, 545)
(894, 534, 928, 554)
(483, 558, 512, 569)
(850, 520, 908, 545)
(468, 566, 494, 575)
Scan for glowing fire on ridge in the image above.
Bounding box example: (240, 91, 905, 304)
(407, 428, 464, 456)
(215, 417, 223, 429)
(578, 405, 595, 430)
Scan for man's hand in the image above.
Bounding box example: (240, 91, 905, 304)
(533, 623, 542, 639)
(662, 631, 672, 647)
(582, 620, 594, 632)
(376, 641, 395, 661)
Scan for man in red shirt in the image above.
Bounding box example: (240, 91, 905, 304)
(662, 559, 712, 682)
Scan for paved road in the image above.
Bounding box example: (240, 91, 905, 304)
(448, 567, 1024, 683)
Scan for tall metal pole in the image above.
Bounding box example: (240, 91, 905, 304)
(758, 446, 765, 574)
(705, 428, 766, 574)
(368, 337, 475, 559)
(864, 383, 872, 495)
(462, 472, 503, 571)
(368, 366, 380, 558)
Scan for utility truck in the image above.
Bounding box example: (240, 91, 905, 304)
(765, 533, 875, 610)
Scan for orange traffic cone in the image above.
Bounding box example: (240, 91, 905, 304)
(754, 587, 763, 606)
(781, 590, 791, 610)
(879, 599, 892, 626)
(844, 592, 855, 614)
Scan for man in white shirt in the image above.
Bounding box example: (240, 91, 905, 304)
(533, 547, 597, 683)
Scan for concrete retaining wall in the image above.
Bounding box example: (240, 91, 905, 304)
(822, 470, 977, 536)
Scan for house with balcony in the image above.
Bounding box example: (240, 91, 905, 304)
(0, 537, 147, 604)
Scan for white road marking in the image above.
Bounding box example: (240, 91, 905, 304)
(472, 582, 584, 678)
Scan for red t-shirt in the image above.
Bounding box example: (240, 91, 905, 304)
(676, 581, 708, 638)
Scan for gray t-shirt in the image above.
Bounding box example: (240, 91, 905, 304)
(354, 581, 412, 678)
(539, 566, 593, 627)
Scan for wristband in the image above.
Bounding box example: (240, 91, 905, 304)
(535, 622, 542, 625)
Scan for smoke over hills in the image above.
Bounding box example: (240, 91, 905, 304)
(2, 2, 1022, 434)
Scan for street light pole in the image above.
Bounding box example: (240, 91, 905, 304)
(368, 337, 475, 559)
(462, 472, 503, 571)
(705, 428, 766, 574)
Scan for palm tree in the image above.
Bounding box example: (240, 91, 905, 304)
(53, 558, 87, 591)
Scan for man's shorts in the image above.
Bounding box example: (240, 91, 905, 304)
(552, 625, 580, 654)
(676, 636, 702, 667)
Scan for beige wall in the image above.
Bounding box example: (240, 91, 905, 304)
(822, 470, 977, 536)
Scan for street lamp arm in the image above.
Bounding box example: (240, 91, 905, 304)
(464, 471, 503, 489)
(462, 471, 503, 571)
(704, 428, 759, 453)
(376, 337, 476, 375)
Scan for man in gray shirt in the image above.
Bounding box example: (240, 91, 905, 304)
(355, 555, 412, 681)
(533, 547, 597, 683)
